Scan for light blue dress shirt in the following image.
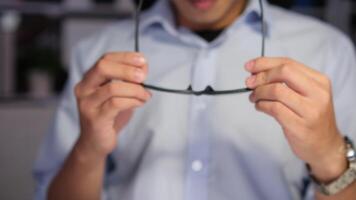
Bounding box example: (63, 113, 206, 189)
(33, 0, 356, 199)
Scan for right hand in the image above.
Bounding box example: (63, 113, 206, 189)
(74, 52, 151, 158)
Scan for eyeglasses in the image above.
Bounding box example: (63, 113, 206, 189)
(134, 0, 266, 95)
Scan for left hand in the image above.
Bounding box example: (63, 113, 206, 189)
(245, 57, 347, 182)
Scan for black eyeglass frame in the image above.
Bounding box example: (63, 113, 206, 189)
(134, 0, 266, 95)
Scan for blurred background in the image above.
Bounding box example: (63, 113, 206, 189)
(0, 0, 355, 199)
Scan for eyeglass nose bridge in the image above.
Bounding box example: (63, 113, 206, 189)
(187, 85, 216, 96)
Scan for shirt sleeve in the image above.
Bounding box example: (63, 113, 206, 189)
(327, 33, 356, 142)
(32, 45, 83, 200)
(302, 32, 356, 200)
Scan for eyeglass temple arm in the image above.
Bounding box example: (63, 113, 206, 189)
(134, 0, 143, 52)
(259, 0, 265, 57)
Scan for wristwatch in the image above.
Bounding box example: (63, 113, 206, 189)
(308, 136, 356, 196)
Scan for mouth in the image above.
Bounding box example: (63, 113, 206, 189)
(190, 0, 216, 10)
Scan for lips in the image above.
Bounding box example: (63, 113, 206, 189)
(190, 0, 215, 10)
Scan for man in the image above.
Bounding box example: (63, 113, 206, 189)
(34, 0, 356, 199)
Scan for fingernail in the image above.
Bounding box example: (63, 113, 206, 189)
(133, 56, 146, 65)
(134, 69, 145, 82)
(245, 60, 255, 71)
(246, 75, 256, 87)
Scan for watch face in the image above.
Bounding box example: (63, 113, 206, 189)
(346, 137, 356, 161)
(347, 149, 355, 161)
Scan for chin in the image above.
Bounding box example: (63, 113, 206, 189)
(172, 0, 237, 28)
(186, 14, 222, 26)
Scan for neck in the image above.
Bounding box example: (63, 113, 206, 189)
(175, 1, 247, 31)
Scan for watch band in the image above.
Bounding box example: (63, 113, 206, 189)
(309, 136, 356, 196)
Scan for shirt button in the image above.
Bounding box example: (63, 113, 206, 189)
(191, 160, 203, 172)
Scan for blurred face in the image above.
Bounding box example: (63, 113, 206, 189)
(171, 0, 247, 30)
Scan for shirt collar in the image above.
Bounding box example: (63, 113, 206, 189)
(140, 0, 177, 36)
(140, 0, 272, 36)
(241, 0, 272, 30)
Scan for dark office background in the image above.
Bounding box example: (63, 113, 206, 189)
(0, 0, 355, 200)
(1, 0, 355, 98)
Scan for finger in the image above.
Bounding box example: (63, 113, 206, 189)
(102, 52, 148, 73)
(245, 64, 319, 96)
(99, 97, 144, 119)
(245, 57, 324, 84)
(83, 59, 147, 89)
(250, 83, 308, 117)
(255, 100, 304, 131)
(113, 109, 134, 131)
(87, 81, 151, 108)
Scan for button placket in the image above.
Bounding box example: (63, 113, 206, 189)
(184, 46, 217, 200)
(190, 48, 216, 91)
